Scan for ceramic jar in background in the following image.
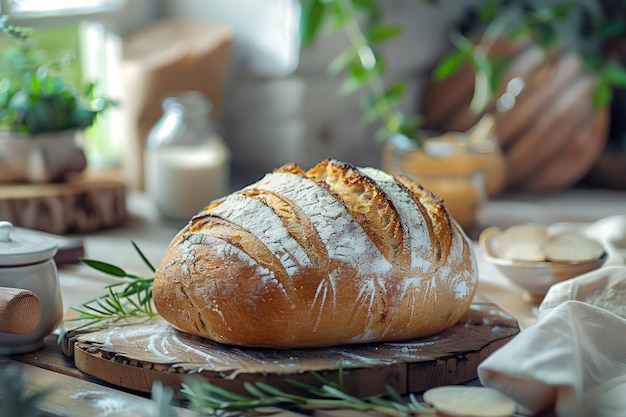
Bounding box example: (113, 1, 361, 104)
(0, 221, 64, 354)
(0, 130, 87, 183)
(382, 131, 504, 231)
(144, 91, 230, 220)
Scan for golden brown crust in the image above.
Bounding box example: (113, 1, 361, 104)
(306, 160, 407, 268)
(394, 174, 453, 267)
(153, 160, 478, 348)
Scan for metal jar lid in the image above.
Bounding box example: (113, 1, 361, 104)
(0, 221, 58, 266)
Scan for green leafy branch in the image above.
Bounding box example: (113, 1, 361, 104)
(181, 362, 435, 417)
(432, 1, 626, 112)
(68, 241, 158, 329)
(578, 0, 626, 109)
(301, 0, 626, 138)
(0, 15, 116, 135)
(0, 15, 30, 41)
(432, 1, 576, 113)
(300, 0, 423, 145)
(587, 59, 626, 108)
(298, 1, 583, 143)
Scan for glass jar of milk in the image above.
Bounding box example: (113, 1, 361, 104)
(145, 91, 230, 220)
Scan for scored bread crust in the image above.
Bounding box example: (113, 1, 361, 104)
(153, 160, 478, 348)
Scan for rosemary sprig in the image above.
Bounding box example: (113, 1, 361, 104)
(180, 361, 436, 417)
(150, 381, 178, 417)
(68, 241, 158, 329)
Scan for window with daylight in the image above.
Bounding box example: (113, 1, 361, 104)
(2, 0, 124, 18)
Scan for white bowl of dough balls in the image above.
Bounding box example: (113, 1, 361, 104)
(479, 223, 607, 303)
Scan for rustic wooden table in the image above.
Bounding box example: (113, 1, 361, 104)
(2, 187, 625, 416)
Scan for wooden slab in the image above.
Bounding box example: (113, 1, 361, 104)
(63, 303, 519, 397)
(0, 167, 127, 235)
(11, 361, 198, 417)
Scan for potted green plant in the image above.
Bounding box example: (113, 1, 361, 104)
(0, 15, 115, 184)
(299, 1, 626, 227)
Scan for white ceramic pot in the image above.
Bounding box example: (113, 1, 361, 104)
(0, 130, 87, 183)
(0, 221, 63, 354)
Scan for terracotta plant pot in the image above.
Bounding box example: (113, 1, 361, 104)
(0, 130, 87, 184)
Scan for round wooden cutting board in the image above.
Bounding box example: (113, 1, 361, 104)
(63, 302, 519, 398)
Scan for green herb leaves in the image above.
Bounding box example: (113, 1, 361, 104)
(180, 364, 436, 416)
(432, 2, 626, 114)
(299, 0, 421, 146)
(299, 0, 327, 48)
(68, 241, 158, 329)
(434, 4, 570, 114)
(589, 60, 626, 109)
(0, 15, 115, 135)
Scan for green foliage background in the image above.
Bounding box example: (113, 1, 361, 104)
(0, 24, 82, 99)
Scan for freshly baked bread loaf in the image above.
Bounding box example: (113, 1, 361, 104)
(153, 160, 478, 348)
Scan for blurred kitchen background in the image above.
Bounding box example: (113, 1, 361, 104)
(3, 0, 463, 184)
(1, 0, 625, 235)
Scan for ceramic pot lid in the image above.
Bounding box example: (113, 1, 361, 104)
(0, 221, 58, 266)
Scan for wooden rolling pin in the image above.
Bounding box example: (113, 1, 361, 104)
(0, 287, 41, 334)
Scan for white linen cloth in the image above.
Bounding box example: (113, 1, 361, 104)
(477, 215, 626, 417)
(479, 296, 626, 417)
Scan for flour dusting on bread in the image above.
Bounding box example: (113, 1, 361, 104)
(153, 159, 478, 348)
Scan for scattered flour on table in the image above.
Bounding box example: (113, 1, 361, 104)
(69, 390, 145, 416)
